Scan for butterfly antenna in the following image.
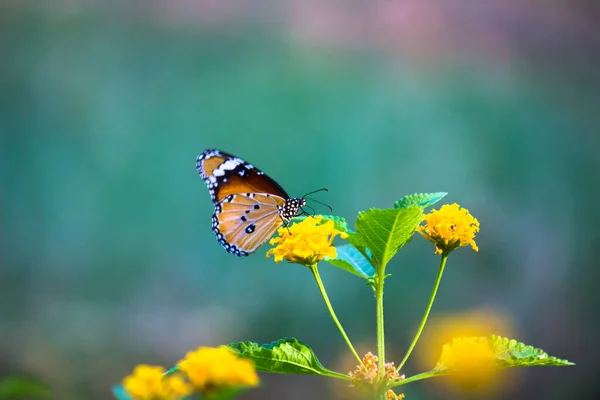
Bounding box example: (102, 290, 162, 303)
(302, 204, 316, 216)
(304, 197, 333, 212)
(301, 188, 328, 198)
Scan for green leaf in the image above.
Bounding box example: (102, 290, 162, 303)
(324, 244, 375, 279)
(486, 335, 574, 368)
(0, 376, 52, 399)
(394, 192, 447, 209)
(391, 335, 574, 388)
(202, 387, 251, 400)
(228, 338, 349, 380)
(345, 230, 363, 249)
(434, 335, 575, 371)
(355, 207, 423, 270)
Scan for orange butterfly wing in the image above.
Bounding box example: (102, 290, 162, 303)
(196, 149, 301, 256)
(214, 193, 286, 255)
(197, 149, 289, 204)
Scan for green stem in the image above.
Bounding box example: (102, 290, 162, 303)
(396, 253, 448, 373)
(375, 274, 385, 378)
(310, 264, 363, 366)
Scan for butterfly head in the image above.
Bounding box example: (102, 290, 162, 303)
(280, 198, 306, 221)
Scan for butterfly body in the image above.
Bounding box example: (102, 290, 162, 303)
(197, 149, 305, 256)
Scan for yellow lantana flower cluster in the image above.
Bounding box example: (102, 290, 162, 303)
(122, 365, 191, 400)
(349, 352, 405, 399)
(122, 347, 259, 400)
(437, 337, 498, 390)
(266, 216, 348, 265)
(438, 337, 496, 371)
(179, 346, 259, 393)
(417, 203, 480, 255)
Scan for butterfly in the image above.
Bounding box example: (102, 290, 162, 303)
(197, 149, 325, 256)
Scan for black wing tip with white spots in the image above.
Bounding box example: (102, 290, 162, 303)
(197, 149, 221, 178)
(198, 148, 221, 158)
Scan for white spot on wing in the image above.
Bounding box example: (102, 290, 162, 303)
(220, 159, 241, 171)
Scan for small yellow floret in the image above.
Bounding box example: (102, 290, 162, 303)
(266, 216, 348, 266)
(178, 346, 259, 393)
(122, 364, 192, 400)
(417, 203, 480, 254)
(386, 389, 405, 400)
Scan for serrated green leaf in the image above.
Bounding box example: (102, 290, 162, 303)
(324, 244, 375, 279)
(392, 335, 573, 388)
(486, 335, 574, 368)
(346, 231, 366, 253)
(434, 335, 574, 371)
(355, 207, 423, 270)
(394, 192, 448, 209)
(228, 338, 349, 380)
(0, 376, 52, 399)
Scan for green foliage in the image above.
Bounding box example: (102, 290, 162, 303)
(228, 338, 349, 380)
(324, 244, 375, 279)
(487, 335, 574, 368)
(346, 231, 369, 258)
(109, 191, 575, 398)
(432, 335, 574, 372)
(394, 192, 448, 209)
(355, 207, 423, 271)
(0, 376, 52, 399)
(200, 387, 250, 400)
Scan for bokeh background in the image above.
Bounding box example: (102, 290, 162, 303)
(1, 1, 599, 399)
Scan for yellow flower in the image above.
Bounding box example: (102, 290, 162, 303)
(349, 352, 404, 396)
(178, 346, 259, 393)
(417, 203, 480, 254)
(266, 216, 348, 265)
(438, 337, 495, 371)
(122, 365, 192, 400)
(437, 337, 498, 391)
(416, 309, 513, 372)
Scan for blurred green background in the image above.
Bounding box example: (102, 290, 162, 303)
(1, 1, 599, 399)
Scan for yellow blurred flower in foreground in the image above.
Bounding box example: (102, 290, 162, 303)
(416, 309, 513, 375)
(122, 365, 192, 400)
(438, 337, 496, 370)
(437, 337, 497, 389)
(417, 203, 480, 254)
(266, 216, 348, 265)
(349, 352, 404, 398)
(178, 346, 259, 393)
